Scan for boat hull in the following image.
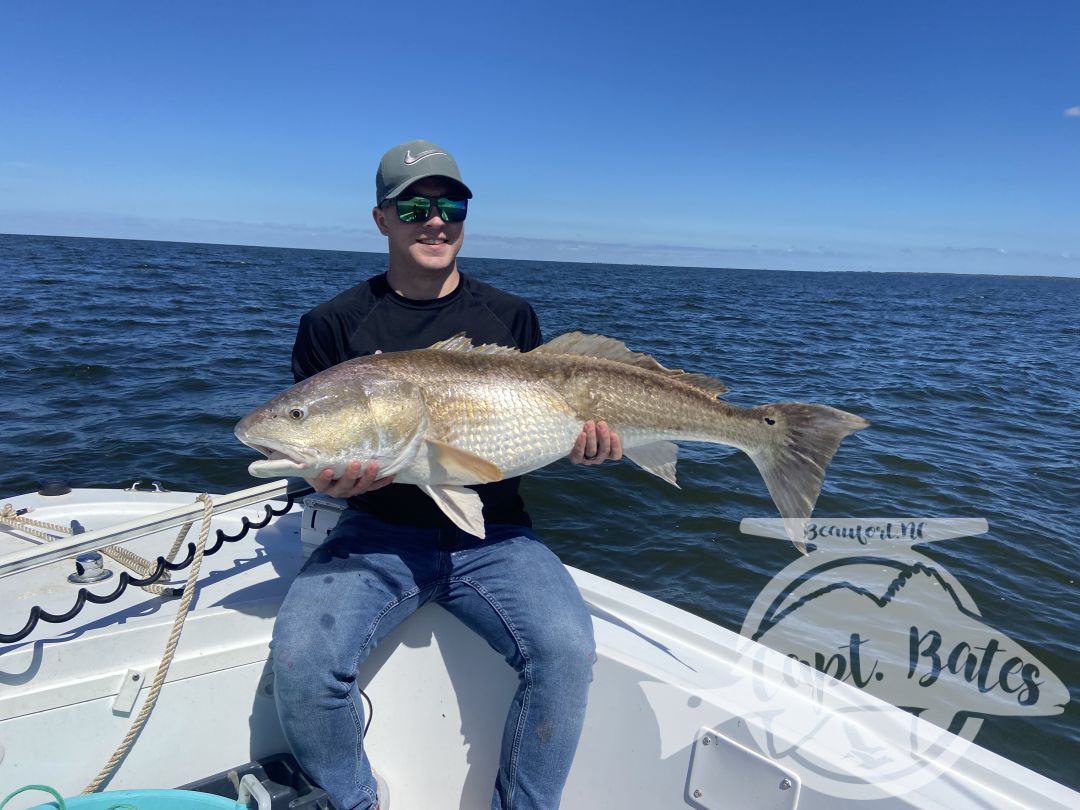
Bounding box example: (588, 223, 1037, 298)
(1, 488, 1076, 809)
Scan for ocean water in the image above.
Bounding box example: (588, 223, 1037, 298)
(1, 233, 1077, 790)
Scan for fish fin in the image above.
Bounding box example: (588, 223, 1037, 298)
(533, 332, 727, 396)
(533, 332, 665, 366)
(427, 333, 474, 352)
(623, 441, 681, 488)
(420, 484, 487, 538)
(427, 333, 520, 356)
(677, 373, 728, 397)
(746, 403, 870, 555)
(427, 438, 505, 483)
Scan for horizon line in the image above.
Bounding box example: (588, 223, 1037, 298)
(2, 230, 1078, 282)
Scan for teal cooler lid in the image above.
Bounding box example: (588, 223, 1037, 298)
(5, 787, 245, 810)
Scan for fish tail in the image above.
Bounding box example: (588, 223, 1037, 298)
(744, 403, 870, 554)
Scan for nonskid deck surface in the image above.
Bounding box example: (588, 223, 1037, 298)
(1, 488, 1077, 809)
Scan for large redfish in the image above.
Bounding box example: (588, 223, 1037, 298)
(235, 333, 869, 552)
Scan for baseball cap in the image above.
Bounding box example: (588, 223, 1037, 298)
(375, 139, 473, 205)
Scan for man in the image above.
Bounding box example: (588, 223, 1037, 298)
(272, 139, 621, 810)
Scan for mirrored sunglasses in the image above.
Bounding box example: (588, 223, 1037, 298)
(393, 195, 468, 223)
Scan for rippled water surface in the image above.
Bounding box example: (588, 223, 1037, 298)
(2, 234, 1077, 789)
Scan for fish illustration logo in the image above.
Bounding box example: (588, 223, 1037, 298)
(729, 522, 1069, 799)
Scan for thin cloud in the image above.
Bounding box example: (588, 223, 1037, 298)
(1065, 106, 1080, 117)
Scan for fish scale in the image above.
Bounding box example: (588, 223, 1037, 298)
(409, 374, 582, 478)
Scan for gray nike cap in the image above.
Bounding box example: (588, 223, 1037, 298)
(375, 139, 473, 205)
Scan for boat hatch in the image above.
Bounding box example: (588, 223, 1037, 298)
(686, 726, 800, 809)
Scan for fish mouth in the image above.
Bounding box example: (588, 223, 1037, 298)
(239, 438, 317, 478)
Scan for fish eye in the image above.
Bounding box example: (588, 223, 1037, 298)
(289, 407, 307, 420)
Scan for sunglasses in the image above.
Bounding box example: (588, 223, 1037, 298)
(392, 195, 468, 223)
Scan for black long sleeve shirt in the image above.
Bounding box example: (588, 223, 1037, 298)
(291, 271, 542, 528)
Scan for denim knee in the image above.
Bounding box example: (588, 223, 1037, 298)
(527, 609, 596, 685)
(271, 621, 318, 706)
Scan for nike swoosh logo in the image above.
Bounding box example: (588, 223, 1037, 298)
(403, 148, 447, 165)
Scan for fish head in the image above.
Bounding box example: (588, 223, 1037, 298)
(235, 363, 427, 479)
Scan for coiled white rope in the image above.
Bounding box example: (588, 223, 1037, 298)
(0, 504, 70, 542)
(0, 503, 186, 595)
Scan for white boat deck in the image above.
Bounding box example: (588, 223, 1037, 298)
(1, 487, 1076, 809)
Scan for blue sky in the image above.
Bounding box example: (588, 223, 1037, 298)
(1, 1, 1078, 276)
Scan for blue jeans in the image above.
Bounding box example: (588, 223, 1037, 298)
(272, 510, 596, 810)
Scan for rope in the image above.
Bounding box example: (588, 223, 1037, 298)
(0, 504, 70, 542)
(0, 504, 183, 595)
(99, 546, 177, 596)
(81, 493, 215, 794)
(1, 489, 307, 646)
(0, 785, 66, 810)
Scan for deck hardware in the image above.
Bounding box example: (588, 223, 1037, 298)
(237, 774, 274, 810)
(1, 481, 313, 644)
(112, 668, 145, 715)
(688, 726, 800, 809)
(68, 551, 113, 584)
(124, 480, 171, 493)
(37, 481, 72, 496)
